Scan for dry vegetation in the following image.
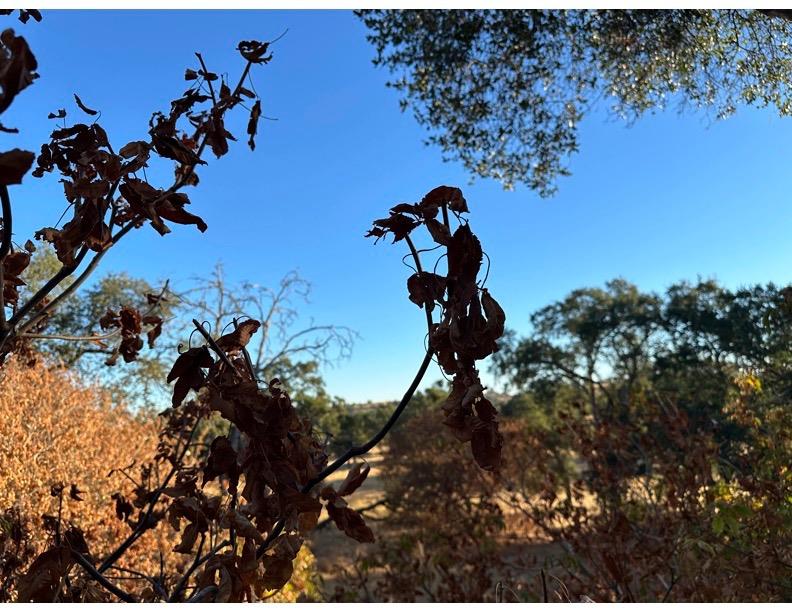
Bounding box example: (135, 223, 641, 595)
(0, 358, 319, 601)
(0, 358, 170, 581)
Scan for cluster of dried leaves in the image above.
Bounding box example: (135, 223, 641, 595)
(367, 185, 506, 470)
(5, 184, 503, 601)
(0, 9, 267, 367)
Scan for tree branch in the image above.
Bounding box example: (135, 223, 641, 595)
(71, 551, 137, 603)
(0, 185, 12, 263)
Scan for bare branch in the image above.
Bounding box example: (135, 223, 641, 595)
(71, 551, 137, 603)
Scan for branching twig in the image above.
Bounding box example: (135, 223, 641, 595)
(97, 419, 201, 574)
(191, 318, 238, 372)
(168, 539, 229, 602)
(71, 551, 137, 603)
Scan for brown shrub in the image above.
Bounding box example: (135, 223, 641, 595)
(0, 358, 174, 587)
(0, 358, 321, 601)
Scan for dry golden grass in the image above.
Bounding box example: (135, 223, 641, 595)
(0, 358, 319, 601)
(0, 357, 176, 579)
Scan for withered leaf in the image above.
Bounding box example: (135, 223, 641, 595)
(173, 522, 199, 554)
(17, 9, 42, 23)
(446, 223, 483, 309)
(474, 397, 497, 422)
(337, 463, 370, 497)
(261, 556, 293, 590)
(298, 510, 320, 534)
(152, 133, 205, 167)
(425, 218, 452, 246)
(118, 306, 144, 363)
(471, 419, 503, 471)
(0, 148, 34, 185)
(223, 510, 263, 543)
(215, 319, 261, 353)
(389, 202, 418, 215)
(481, 288, 505, 343)
(247, 99, 261, 151)
(98, 308, 119, 330)
(205, 112, 229, 158)
(63, 525, 90, 557)
(47, 108, 66, 120)
(420, 185, 468, 213)
(0, 29, 38, 115)
(238, 40, 272, 64)
(326, 503, 375, 543)
(69, 483, 84, 501)
(167, 346, 213, 407)
(73, 93, 98, 116)
(111, 493, 134, 522)
(407, 272, 446, 310)
(16, 546, 72, 602)
(143, 315, 163, 349)
(366, 212, 419, 244)
(118, 140, 148, 159)
(203, 435, 240, 492)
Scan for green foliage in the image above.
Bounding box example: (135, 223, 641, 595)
(493, 278, 792, 441)
(358, 9, 792, 194)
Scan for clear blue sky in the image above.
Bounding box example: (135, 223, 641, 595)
(5, 10, 792, 402)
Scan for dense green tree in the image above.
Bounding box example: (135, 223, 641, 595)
(357, 10, 792, 195)
(493, 278, 792, 443)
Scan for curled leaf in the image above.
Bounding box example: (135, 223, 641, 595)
(337, 463, 370, 497)
(247, 99, 261, 150)
(407, 272, 446, 310)
(73, 93, 98, 115)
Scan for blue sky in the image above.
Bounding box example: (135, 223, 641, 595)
(5, 10, 792, 402)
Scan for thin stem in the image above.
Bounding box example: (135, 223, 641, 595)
(168, 539, 229, 602)
(255, 231, 437, 559)
(22, 331, 119, 342)
(16, 222, 136, 336)
(404, 234, 434, 332)
(97, 419, 201, 573)
(20, 279, 169, 343)
(0, 185, 11, 330)
(110, 565, 168, 600)
(256, 347, 434, 559)
(192, 318, 238, 372)
(0, 185, 12, 262)
(71, 551, 136, 603)
(195, 53, 217, 106)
